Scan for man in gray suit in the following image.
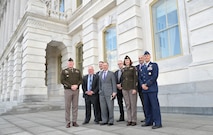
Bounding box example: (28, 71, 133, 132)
(99, 62, 117, 126)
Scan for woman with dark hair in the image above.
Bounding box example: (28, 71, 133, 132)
(121, 55, 138, 126)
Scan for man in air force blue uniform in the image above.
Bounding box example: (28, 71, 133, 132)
(139, 51, 162, 129)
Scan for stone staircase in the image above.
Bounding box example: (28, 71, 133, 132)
(0, 96, 65, 115)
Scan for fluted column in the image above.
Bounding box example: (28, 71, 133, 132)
(11, 43, 22, 101)
(6, 52, 14, 101)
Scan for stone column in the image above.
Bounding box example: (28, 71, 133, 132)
(19, 32, 48, 102)
(117, 0, 143, 59)
(82, 18, 99, 73)
(6, 52, 14, 101)
(11, 42, 22, 101)
(0, 65, 3, 101)
(2, 59, 8, 101)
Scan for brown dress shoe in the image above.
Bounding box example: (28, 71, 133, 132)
(72, 122, 79, 127)
(66, 122, 70, 128)
(131, 122, 137, 126)
(126, 122, 132, 126)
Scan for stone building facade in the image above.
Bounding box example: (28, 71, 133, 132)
(0, 0, 213, 114)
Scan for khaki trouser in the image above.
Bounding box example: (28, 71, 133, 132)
(122, 89, 137, 122)
(64, 89, 79, 124)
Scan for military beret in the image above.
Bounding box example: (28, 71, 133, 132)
(124, 55, 131, 60)
(144, 51, 150, 55)
(68, 58, 73, 61)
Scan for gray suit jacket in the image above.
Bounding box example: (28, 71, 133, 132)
(99, 70, 117, 96)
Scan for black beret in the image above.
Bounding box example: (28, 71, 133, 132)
(144, 51, 150, 55)
(124, 55, 131, 60)
(68, 58, 73, 61)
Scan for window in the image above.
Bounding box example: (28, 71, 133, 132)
(77, 0, 82, 8)
(152, 0, 181, 60)
(76, 43, 83, 73)
(59, 0, 64, 12)
(104, 26, 117, 71)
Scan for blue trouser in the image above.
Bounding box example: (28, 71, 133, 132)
(143, 92, 162, 126)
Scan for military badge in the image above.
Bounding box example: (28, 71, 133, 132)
(147, 65, 153, 71)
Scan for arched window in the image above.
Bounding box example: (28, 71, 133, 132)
(152, 0, 181, 60)
(104, 26, 117, 71)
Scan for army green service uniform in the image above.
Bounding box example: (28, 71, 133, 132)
(121, 66, 138, 124)
(61, 68, 82, 125)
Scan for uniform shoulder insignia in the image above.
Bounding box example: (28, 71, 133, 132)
(65, 69, 69, 74)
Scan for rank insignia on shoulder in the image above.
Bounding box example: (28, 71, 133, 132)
(147, 65, 153, 70)
(65, 70, 69, 74)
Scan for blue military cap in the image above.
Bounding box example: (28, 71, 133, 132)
(68, 58, 73, 61)
(144, 51, 150, 55)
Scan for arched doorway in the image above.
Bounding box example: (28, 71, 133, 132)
(45, 41, 66, 102)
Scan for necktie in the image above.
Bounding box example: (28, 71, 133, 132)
(118, 70, 121, 82)
(88, 75, 92, 91)
(103, 71, 106, 80)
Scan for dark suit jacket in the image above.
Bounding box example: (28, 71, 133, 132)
(114, 69, 122, 84)
(136, 64, 143, 92)
(82, 74, 99, 98)
(99, 70, 117, 96)
(139, 62, 159, 93)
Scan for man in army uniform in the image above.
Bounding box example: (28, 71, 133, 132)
(61, 58, 82, 128)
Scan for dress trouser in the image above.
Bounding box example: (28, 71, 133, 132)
(122, 89, 137, 122)
(64, 89, 79, 124)
(99, 95, 114, 123)
(117, 89, 124, 119)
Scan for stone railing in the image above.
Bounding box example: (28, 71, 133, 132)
(40, 0, 67, 20)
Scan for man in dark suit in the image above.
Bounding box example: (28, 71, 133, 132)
(139, 51, 162, 129)
(136, 55, 146, 122)
(114, 60, 125, 122)
(99, 62, 117, 126)
(82, 66, 100, 124)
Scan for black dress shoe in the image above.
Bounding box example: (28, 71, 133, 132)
(131, 122, 137, 126)
(100, 123, 108, 125)
(141, 119, 145, 122)
(141, 123, 152, 127)
(94, 121, 99, 124)
(108, 123, 114, 126)
(116, 119, 125, 122)
(126, 122, 132, 126)
(82, 121, 89, 125)
(152, 125, 162, 129)
(72, 122, 79, 127)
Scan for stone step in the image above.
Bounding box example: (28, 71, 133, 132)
(0, 101, 65, 115)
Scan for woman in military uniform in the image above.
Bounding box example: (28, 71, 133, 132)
(121, 56, 138, 126)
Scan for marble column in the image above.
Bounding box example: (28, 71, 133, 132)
(0, 65, 3, 101)
(11, 43, 22, 101)
(6, 52, 14, 101)
(19, 32, 48, 102)
(2, 59, 8, 101)
(82, 18, 99, 73)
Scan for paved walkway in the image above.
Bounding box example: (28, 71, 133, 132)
(0, 109, 213, 135)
